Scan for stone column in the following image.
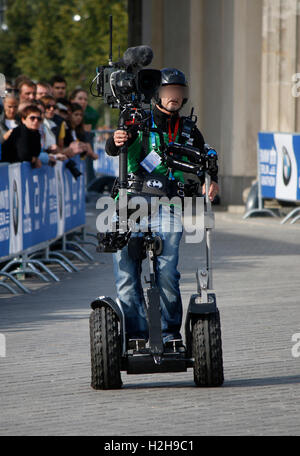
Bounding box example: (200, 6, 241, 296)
(215, 0, 263, 204)
(151, 0, 164, 68)
(189, 0, 204, 125)
(261, 0, 300, 133)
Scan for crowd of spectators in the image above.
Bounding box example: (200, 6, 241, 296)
(0, 75, 99, 180)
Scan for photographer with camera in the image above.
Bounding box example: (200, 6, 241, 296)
(105, 67, 219, 347)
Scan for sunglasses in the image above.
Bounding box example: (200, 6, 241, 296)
(28, 115, 42, 122)
(5, 88, 19, 94)
(45, 104, 57, 110)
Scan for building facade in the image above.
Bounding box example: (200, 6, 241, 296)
(137, 0, 300, 205)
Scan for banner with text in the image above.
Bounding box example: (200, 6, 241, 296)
(258, 132, 300, 202)
(0, 157, 86, 260)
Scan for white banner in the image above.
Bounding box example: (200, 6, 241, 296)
(274, 133, 298, 201)
(55, 161, 65, 237)
(8, 163, 23, 255)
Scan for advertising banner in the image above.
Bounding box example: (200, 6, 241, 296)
(0, 165, 10, 258)
(258, 132, 300, 202)
(0, 157, 86, 260)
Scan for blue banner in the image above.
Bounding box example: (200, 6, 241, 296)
(0, 156, 86, 261)
(21, 162, 58, 250)
(258, 132, 300, 202)
(93, 136, 118, 177)
(63, 158, 86, 232)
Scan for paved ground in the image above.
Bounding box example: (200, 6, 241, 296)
(0, 202, 300, 436)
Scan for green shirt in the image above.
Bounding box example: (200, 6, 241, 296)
(127, 128, 186, 183)
(84, 105, 100, 130)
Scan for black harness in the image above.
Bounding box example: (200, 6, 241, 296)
(111, 111, 201, 200)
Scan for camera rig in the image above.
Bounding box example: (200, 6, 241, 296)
(90, 17, 218, 253)
(90, 16, 161, 109)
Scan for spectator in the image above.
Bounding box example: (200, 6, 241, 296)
(0, 95, 19, 144)
(14, 75, 30, 90)
(0, 104, 42, 168)
(40, 95, 63, 144)
(39, 95, 79, 160)
(36, 100, 66, 166)
(18, 80, 36, 103)
(55, 98, 71, 121)
(69, 89, 99, 183)
(64, 103, 98, 160)
(36, 82, 52, 100)
(39, 96, 66, 158)
(51, 75, 67, 100)
(69, 88, 99, 132)
(4, 80, 19, 98)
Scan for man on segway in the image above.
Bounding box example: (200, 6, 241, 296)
(105, 68, 219, 349)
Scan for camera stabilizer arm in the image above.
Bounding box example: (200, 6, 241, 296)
(163, 143, 218, 181)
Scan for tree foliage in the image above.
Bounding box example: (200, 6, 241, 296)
(0, 0, 128, 92)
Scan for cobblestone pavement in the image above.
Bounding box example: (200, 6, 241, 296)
(0, 206, 300, 436)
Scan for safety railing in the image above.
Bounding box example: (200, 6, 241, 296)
(0, 157, 96, 295)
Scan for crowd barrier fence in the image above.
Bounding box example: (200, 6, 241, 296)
(0, 156, 97, 295)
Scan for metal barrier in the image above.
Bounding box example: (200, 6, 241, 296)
(0, 157, 96, 295)
(243, 132, 300, 223)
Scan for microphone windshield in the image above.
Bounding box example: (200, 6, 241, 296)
(123, 46, 154, 69)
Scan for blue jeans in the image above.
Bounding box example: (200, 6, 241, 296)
(112, 204, 183, 344)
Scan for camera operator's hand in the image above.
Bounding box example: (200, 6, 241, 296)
(113, 130, 131, 147)
(202, 181, 219, 202)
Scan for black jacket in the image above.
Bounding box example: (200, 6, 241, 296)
(105, 105, 218, 183)
(0, 123, 41, 164)
(0, 118, 9, 145)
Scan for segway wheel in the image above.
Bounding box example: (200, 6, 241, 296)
(90, 306, 122, 390)
(192, 310, 224, 387)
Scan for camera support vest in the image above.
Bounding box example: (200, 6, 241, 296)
(127, 119, 187, 183)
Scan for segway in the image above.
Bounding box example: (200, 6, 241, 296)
(89, 114, 224, 389)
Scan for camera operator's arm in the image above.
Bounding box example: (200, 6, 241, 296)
(105, 130, 138, 156)
(191, 127, 219, 201)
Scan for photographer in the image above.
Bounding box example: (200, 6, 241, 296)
(105, 68, 219, 346)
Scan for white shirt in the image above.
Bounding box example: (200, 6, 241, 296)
(5, 119, 18, 130)
(43, 118, 57, 150)
(71, 129, 77, 141)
